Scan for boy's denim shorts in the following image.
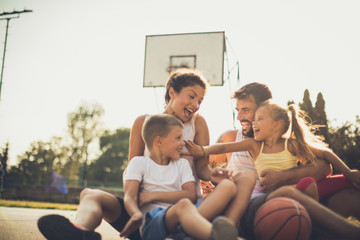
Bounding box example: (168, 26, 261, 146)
(142, 198, 205, 240)
(142, 207, 169, 240)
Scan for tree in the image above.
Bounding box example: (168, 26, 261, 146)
(87, 128, 130, 188)
(328, 116, 360, 172)
(0, 142, 9, 174)
(313, 92, 329, 143)
(67, 102, 104, 186)
(6, 137, 68, 186)
(299, 89, 314, 124)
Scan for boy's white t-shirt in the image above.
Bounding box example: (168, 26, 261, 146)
(143, 113, 203, 202)
(124, 156, 195, 231)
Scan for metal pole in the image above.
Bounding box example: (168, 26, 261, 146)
(0, 19, 10, 101)
(0, 9, 32, 102)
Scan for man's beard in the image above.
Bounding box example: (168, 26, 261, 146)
(241, 121, 254, 138)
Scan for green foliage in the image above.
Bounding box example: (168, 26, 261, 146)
(6, 137, 68, 186)
(67, 102, 104, 186)
(328, 116, 360, 172)
(299, 89, 314, 122)
(6, 101, 130, 190)
(87, 128, 130, 188)
(0, 142, 9, 174)
(298, 90, 360, 172)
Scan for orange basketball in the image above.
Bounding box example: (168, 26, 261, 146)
(254, 197, 312, 240)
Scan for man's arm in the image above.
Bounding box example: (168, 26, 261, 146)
(260, 158, 332, 192)
(139, 181, 197, 205)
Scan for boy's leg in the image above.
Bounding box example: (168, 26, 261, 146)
(268, 186, 360, 240)
(197, 179, 237, 220)
(164, 198, 237, 240)
(223, 170, 256, 225)
(165, 198, 212, 239)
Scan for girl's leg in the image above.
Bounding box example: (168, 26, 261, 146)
(74, 188, 123, 230)
(223, 170, 256, 225)
(197, 179, 237, 220)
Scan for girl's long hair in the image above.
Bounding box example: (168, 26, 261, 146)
(259, 101, 327, 164)
(287, 104, 327, 164)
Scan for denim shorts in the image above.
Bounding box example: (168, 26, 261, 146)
(142, 198, 205, 240)
(142, 207, 170, 240)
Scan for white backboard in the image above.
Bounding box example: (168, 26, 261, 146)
(143, 31, 225, 87)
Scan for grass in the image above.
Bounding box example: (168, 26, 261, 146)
(0, 199, 78, 210)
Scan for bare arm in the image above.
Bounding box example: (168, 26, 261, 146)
(209, 130, 237, 168)
(311, 146, 360, 187)
(139, 181, 197, 206)
(186, 138, 255, 158)
(121, 180, 143, 237)
(128, 115, 146, 161)
(193, 115, 212, 181)
(260, 158, 331, 192)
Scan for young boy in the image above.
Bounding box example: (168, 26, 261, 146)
(120, 114, 239, 240)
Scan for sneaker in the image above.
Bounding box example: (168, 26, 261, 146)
(210, 216, 238, 240)
(37, 214, 101, 240)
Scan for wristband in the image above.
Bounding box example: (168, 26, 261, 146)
(200, 146, 208, 158)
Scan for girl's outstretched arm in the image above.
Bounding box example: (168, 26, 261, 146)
(185, 138, 255, 157)
(310, 146, 360, 188)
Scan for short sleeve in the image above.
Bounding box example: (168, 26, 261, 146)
(124, 156, 144, 182)
(179, 158, 195, 186)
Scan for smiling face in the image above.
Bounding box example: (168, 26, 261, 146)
(235, 95, 258, 137)
(165, 84, 205, 123)
(161, 125, 185, 160)
(252, 106, 278, 141)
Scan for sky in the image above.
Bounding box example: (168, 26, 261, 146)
(0, 0, 359, 166)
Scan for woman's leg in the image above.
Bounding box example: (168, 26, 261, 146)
(74, 188, 123, 230)
(37, 188, 124, 240)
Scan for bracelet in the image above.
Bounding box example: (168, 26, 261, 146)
(200, 146, 208, 158)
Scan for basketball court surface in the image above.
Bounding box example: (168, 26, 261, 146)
(0, 206, 125, 240)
